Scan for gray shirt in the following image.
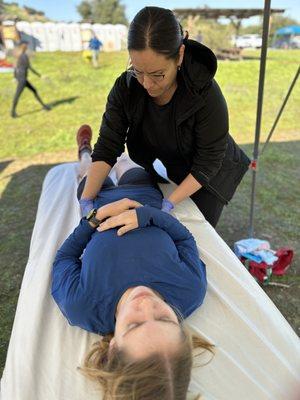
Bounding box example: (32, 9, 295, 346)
(14, 53, 39, 80)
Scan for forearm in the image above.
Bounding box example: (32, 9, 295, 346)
(55, 219, 95, 261)
(168, 173, 202, 205)
(81, 160, 112, 199)
(29, 65, 40, 76)
(136, 206, 201, 263)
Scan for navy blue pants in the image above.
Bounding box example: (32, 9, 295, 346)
(77, 167, 223, 227)
(77, 167, 160, 200)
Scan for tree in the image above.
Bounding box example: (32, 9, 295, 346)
(0, 0, 4, 15)
(181, 16, 234, 51)
(77, 1, 92, 21)
(77, 0, 128, 25)
(241, 15, 299, 37)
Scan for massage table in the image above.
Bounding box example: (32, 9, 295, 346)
(1, 161, 299, 400)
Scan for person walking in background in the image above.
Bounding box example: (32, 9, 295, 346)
(88, 32, 103, 68)
(11, 41, 50, 118)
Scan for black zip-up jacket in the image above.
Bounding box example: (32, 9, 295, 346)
(92, 40, 250, 204)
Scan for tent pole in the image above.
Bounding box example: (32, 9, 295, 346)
(249, 0, 272, 238)
(260, 66, 300, 155)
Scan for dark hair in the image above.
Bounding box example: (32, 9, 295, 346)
(128, 6, 188, 60)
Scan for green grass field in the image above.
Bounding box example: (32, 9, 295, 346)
(0, 49, 299, 374)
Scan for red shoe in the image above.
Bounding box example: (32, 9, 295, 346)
(76, 124, 92, 159)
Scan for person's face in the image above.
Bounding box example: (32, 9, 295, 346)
(110, 286, 182, 360)
(128, 46, 184, 99)
(21, 43, 28, 53)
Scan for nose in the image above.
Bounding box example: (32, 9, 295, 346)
(142, 75, 154, 90)
(137, 295, 158, 314)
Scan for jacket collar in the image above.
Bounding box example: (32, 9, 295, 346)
(175, 40, 217, 123)
(180, 39, 217, 95)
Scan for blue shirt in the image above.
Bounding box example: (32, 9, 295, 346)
(51, 186, 207, 335)
(89, 37, 102, 50)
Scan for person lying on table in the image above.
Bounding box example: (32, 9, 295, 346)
(52, 131, 213, 400)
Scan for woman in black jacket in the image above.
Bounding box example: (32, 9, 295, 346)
(80, 6, 250, 227)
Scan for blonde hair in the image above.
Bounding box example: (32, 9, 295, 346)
(78, 321, 214, 400)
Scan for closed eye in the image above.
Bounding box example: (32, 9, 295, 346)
(127, 317, 170, 330)
(124, 318, 179, 337)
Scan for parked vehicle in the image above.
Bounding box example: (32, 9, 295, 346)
(273, 36, 300, 49)
(235, 34, 262, 49)
(290, 36, 300, 48)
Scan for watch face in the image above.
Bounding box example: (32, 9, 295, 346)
(87, 208, 97, 220)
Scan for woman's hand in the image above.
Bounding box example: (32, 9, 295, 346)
(97, 209, 138, 236)
(96, 198, 141, 222)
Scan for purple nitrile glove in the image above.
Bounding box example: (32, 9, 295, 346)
(161, 198, 174, 213)
(79, 198, 94, 217)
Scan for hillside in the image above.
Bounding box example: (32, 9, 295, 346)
(0, 1, 51, 22)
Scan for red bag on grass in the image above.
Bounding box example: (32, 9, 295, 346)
(240, 247, 294, 284)
(272, 247, 294, 276)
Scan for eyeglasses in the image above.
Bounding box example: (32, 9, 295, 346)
(127, 68, 166, 83)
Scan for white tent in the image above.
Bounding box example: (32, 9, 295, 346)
(102, 24, 121, 51)
(16, 21, 36, 50)
(57, 23, 74, 52)
(44, 22, 60, 52)
(4, 21, 127, 52)
(30, 22, 48, 52)
(92, 23, 122, 51)
(57, 23, 70, 52)
(69, 23, 83, 51)
(92, 23, 106, 44)
(115, 24, 128, 50)
(80, 23, 93, 50)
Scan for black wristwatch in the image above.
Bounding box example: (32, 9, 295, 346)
(86, 208, 101, 228)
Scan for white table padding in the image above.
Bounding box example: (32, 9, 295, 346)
(1, 162, 299, 400)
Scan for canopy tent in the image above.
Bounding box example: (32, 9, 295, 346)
(276, 25, 300, 35)
(173, 7, 285, 37)
(2, 21, 128, 52)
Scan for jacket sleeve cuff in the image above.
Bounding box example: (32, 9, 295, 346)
(190, 169, 210, 186)
(136, 206, 153, 228)
(91, 154, 116, 167)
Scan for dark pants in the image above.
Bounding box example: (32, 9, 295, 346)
(166, 168, 225, 228)
(77, 168, 160, 200)
(189, 188, 224, 228)
(11, 79, 45, 113)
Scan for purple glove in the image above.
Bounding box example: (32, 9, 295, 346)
(161, 198, 174, 213)
(79, 198, 94, 217)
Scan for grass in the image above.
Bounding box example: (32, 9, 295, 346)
(0, 49, 299, 374)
